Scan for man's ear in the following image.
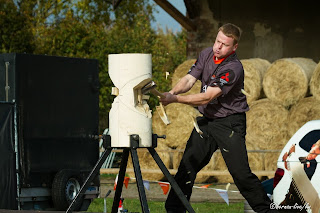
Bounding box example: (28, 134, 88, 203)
(233, 43, 238, 52)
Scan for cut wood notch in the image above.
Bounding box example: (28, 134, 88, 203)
(141, 81, 170, 125)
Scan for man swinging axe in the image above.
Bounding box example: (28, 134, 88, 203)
(160, 23, 278, 213)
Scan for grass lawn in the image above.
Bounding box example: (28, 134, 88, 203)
(87, 198, 244, 213)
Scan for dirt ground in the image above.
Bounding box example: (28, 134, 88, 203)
(100, 178, 245, 204)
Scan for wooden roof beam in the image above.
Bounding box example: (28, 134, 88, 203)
(153, 0, 196, 31)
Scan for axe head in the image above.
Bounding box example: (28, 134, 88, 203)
(141, 81, 157, 94)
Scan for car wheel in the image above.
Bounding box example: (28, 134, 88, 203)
(52, 170, 83, 210)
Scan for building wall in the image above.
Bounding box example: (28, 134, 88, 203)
(187, 0, 320, 63)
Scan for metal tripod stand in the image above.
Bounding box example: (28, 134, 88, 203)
(66, 134, 195, 213)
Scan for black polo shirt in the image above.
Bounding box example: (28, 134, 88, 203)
(188, 47, 249, 118)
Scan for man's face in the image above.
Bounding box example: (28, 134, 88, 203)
(213, 31, 238, 59)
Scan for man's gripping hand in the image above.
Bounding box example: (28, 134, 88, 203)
(160, 92, 177, 106)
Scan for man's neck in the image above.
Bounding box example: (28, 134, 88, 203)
(213, 51, 235, 64)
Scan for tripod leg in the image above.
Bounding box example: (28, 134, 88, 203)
(130, 148, 150, 213)
(147, 148, 195, 213)
(66, 148, 112, 213)
(111, 148, 129, 213)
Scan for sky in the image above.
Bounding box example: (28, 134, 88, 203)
(149, 0, 186, 33)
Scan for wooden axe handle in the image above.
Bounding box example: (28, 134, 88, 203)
(151, 89, 165, 98)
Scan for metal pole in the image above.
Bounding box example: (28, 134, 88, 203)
(104, 190, 111, 213)
(112, 148, 129, 213)
(148, 147, 195, 213)
(5, 62, 10, 102)
(131, 148, 150, 213)
(66, 145, 112, 213)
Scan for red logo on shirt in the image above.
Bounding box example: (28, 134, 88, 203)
(221, 72, 230, 82)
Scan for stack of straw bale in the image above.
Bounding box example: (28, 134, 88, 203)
(241, 58, 271, 104)
(247, 57, 320, 173)
(263, 58, 317, 108)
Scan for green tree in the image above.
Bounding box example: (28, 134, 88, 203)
(95, 0, 156, 129)
(0, 0, 35, 53)
(0, 0, 187, 131)
(151, 28, 187, 96)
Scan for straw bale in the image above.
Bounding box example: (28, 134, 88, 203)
(212, 151, 265, 183)
(310, 61, 320, 101)
(262, 58, 317, 107)
(248, 153, 265, 172)
(241, 58, 271, 104)
(152, 109, 167, 137)
(195, 157, 214, 183)
(153, 103, 199, 149)
(171, 59, 196, 86)
(248, 152, 264, 180)
(165, 104, 198, 148)
(212, 151, 232, 183)
(171, 59, 201, 95)
(287, 96, 320, 138)
(127, 141, 171, 181)
(172, 145, 184, 170)
(264, 152, 280, 174)
(246, 99, 289, 151)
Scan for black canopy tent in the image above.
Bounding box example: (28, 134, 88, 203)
(0, 103, 17, 209)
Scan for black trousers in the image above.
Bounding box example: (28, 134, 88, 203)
(165, 113, 276, 213)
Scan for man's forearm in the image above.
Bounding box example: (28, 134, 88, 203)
(175, 93, 212, 106)
(161, 86, 222, 107)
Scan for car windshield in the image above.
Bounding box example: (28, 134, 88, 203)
(299, 130, 320, 152)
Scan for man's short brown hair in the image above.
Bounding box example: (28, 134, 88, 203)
(218, 23, 242, 45)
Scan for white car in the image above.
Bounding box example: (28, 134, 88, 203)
(273, 120, 320, 213)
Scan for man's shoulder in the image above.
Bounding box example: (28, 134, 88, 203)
(220, 57, 243, 76)
(222, 54, 242, 69)
(200, 47, 213, 55)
